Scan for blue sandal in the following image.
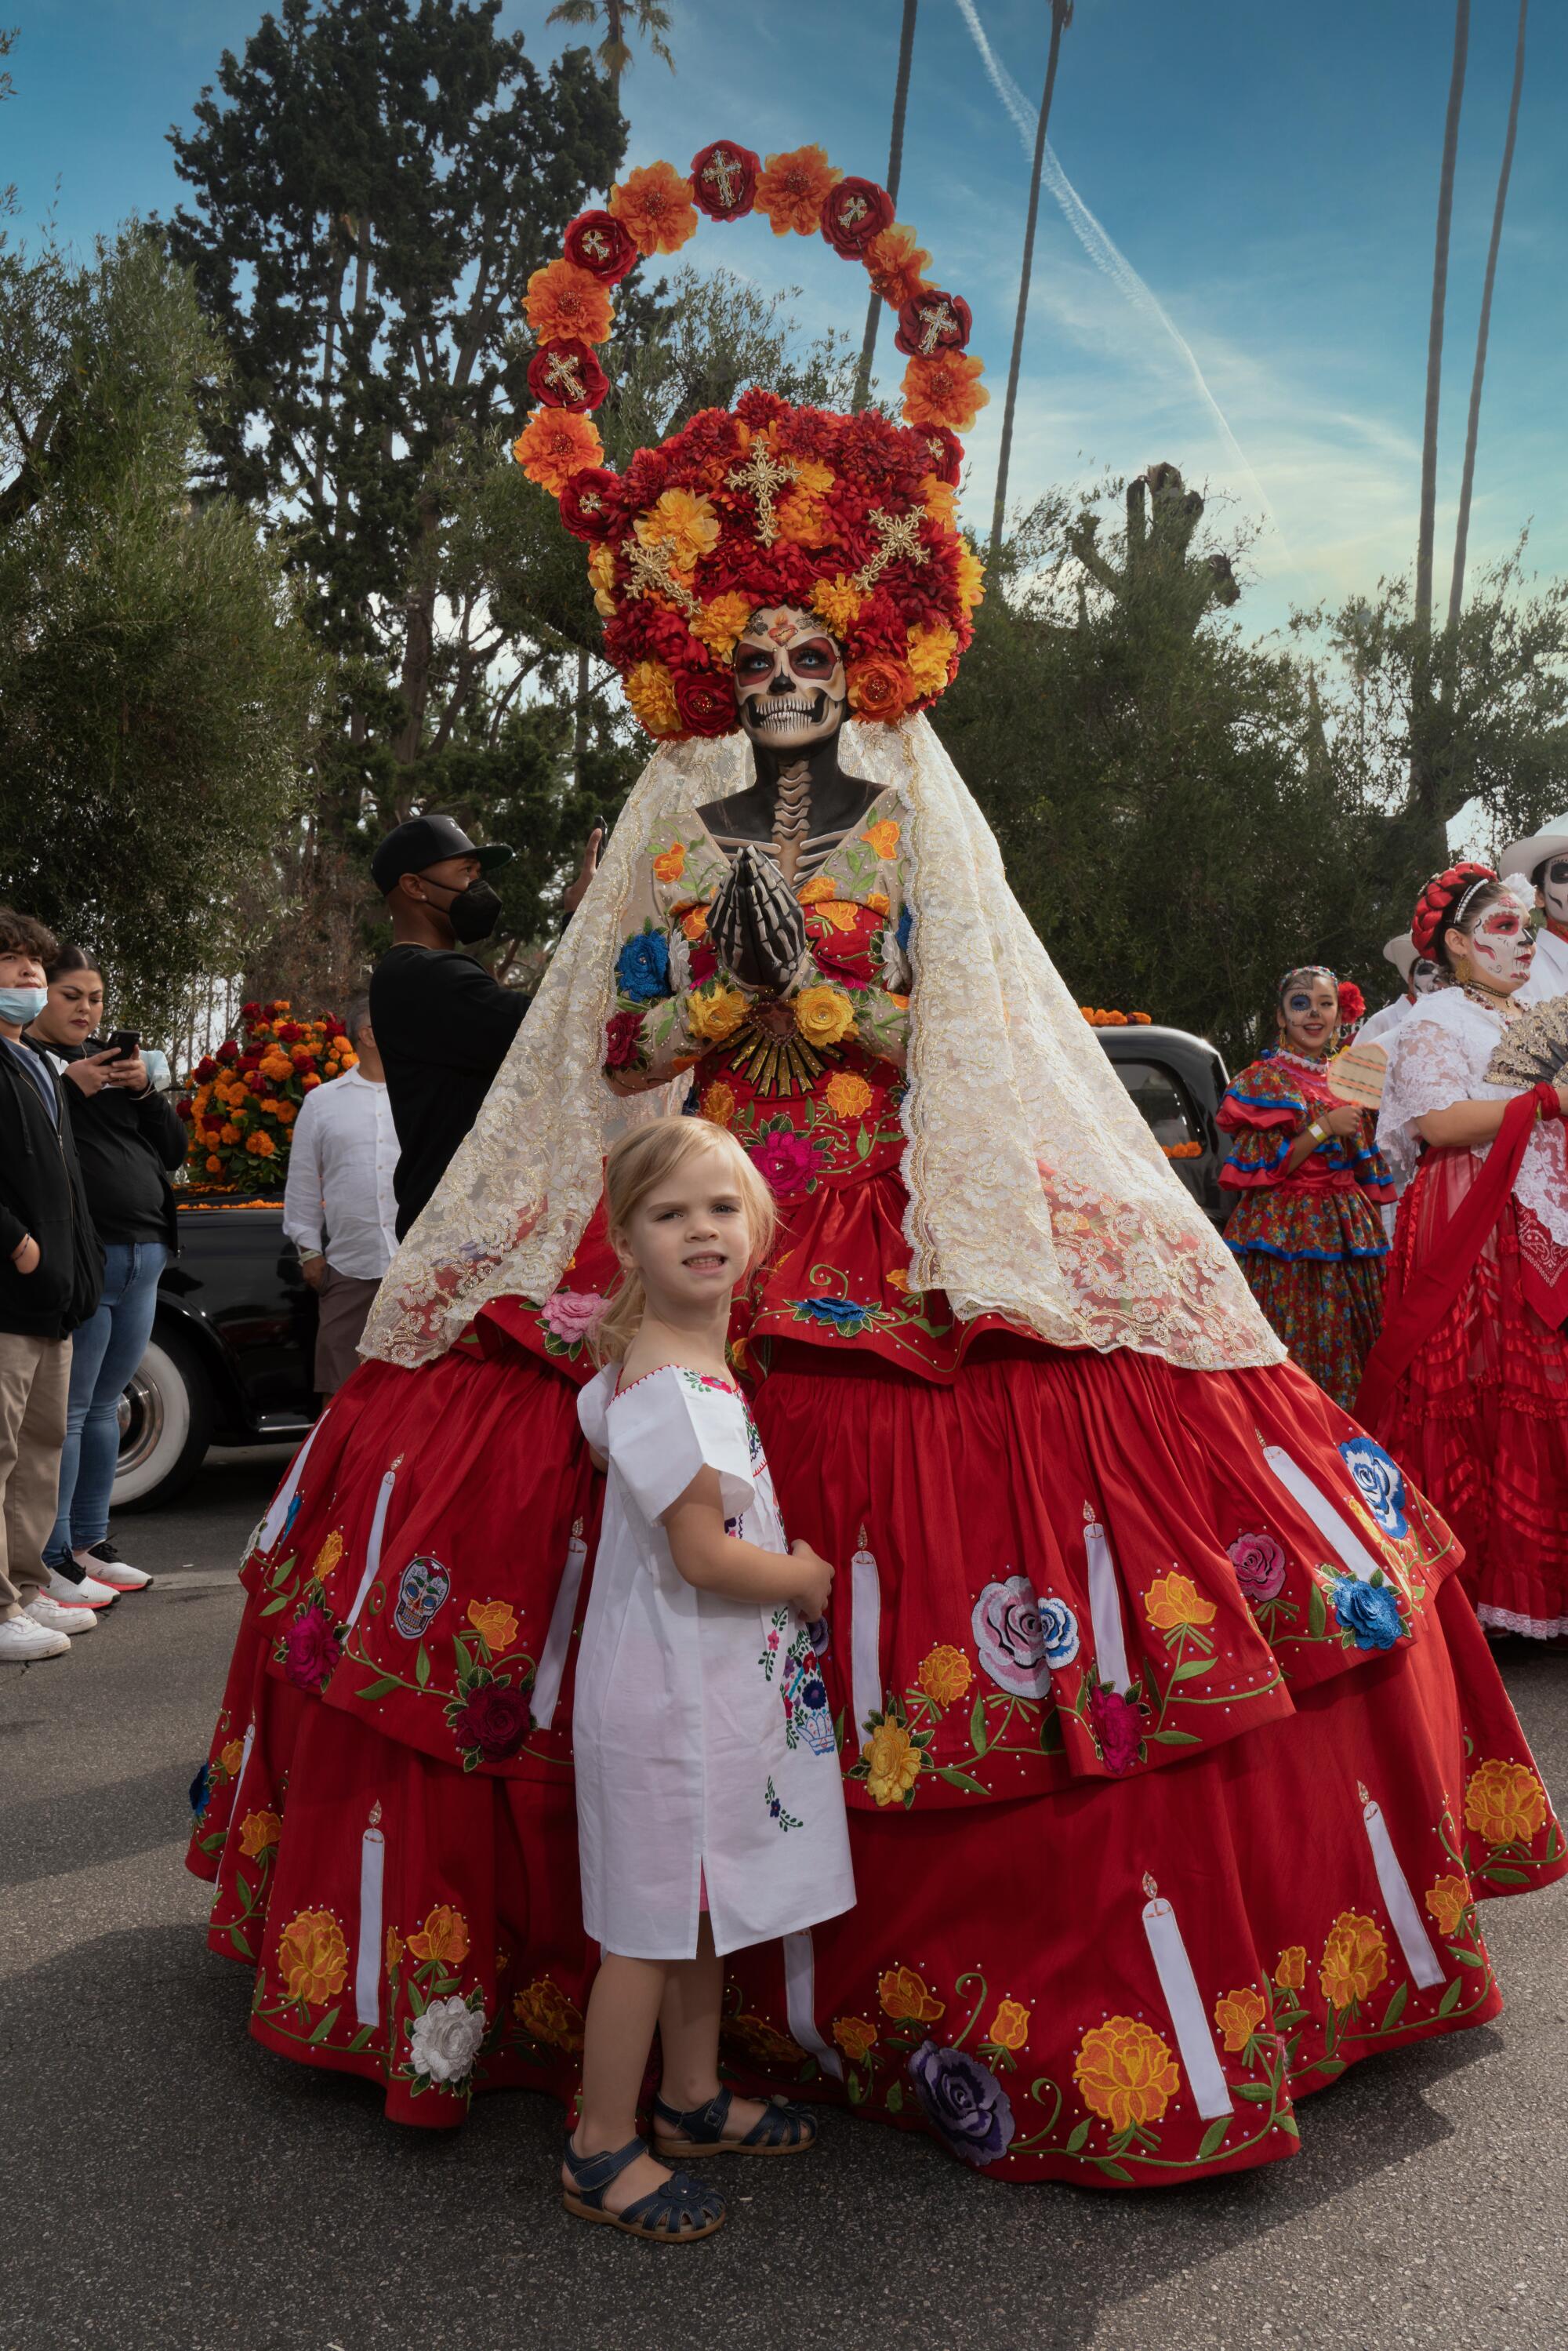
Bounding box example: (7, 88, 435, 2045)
(561, 2130, 727, 2242)
(652, 2085, 818, 2158)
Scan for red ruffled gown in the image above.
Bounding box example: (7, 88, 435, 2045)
(188, 797, 1565, 2186)
(1218, 1049, 1392, 1409)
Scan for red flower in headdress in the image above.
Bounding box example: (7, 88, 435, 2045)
(1410, 861, 1496, 954)
(526, 339, 609, 413)
(562, 209, 639, 285)
(821, 176, 894, 259)
(894, 288, 972, 359)
(1337, 980, 1366, 1026)
(557, 466, 624, 543)
(689, 140, 760, 220)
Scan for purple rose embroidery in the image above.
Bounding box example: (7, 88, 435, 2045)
(1090, 1684, 1145, 1775)
(539, 1289, 606, 1345)
(907, 2042, 1015, 2168)
(451, 1682, 532, 1761)
(283, 1601, 339, 1693)
(1229, 1532, 1287, 1605)
(971, 1573, 1053, 1697)
(749, 1130, 817, 1201)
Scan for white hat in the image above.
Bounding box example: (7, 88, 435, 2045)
(1382, 932, 1417, 983)
(1499, 827, 1568, 884)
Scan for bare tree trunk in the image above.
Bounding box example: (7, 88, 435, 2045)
(1414, 0, 1470, 634)
(852, 0, 918, 412)
(573, 645, 590, 789)
(1447, 0, 1527, 631)
(989, 1, 1072, 561)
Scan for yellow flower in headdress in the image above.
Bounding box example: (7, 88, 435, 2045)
(775, 491, 830, 549)
(624, 660, 681, 739)
(636, 487, 720, 572)
(906, 621, 958, 699)
(812, 574, 865, 636)
(587, 542, 618, 618)
(955, 543, 985, 612)
(692, 588, 755, 660)
(921, 474, 958, 527)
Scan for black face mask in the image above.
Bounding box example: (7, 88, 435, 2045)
(423, 875, 503, 943)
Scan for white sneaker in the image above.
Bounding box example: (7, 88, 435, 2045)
(47, 1563, 118, 1611)
(75, 1540, 153, 1592)
(26, 1592, 96, 1636)
(0, 1614, 71, 1662)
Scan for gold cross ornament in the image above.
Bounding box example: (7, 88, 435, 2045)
(913, 296, 958, 356)
(702, 147, 744, 209)
(724, 446, 799, 547)
(625, 537, 704, 621)
(852, 505, 930, 594)
(543, 348, 586, 402)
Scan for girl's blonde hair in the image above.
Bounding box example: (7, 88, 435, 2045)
(592, 1115, 777, 1363)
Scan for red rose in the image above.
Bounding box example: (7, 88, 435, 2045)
(1338, 980, 1366, 1024)
(176, 1096, 194, 1121)
(920, 425, 964, 487)
(247, 1072, 267, 1095)
(526, 336, 609, 413)
(240, 1001, 261, 1020)
(604, 1009, 645, 1072)
(821, 176, 894, 258)
(558, 466, 623, 543)
(563, 207, 638, 284)
(194, 1056, 219, 1081)
(689, 942, 718, 987)
(450, 1680, 533, 1761)
(674, 667, 739, 739)
(291, 1048, 314, 1068)
(689, 140, 760, 221)
(282, 1602, 340, 1694)
(275, 1020, 303, 1042)
(1089, 1685, 1145, 1776)
(321, 1015, 345, 1037)
(216, 1041, 239, 1065)
(894, 287, 972, 359)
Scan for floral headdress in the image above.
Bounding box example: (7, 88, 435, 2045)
(1410, 863, 1497, 956)
(512, 142, 986, 743)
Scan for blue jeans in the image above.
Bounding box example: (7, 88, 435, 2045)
(45, 1240, 169, 1563)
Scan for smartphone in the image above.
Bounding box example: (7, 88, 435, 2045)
(106, 1028, 140, 1061)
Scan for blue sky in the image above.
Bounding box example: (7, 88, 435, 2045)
(8, 0, 1565, 638)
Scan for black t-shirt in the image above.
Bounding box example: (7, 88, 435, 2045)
(370, 946, 528, 1239)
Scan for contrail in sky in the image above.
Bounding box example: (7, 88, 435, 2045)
(953, 0, 1283, 546)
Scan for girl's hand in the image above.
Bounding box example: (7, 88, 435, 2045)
(1322, 1102, 1363, 1139)
(63, 1048, 122, 1097)
(789, 1538, 833, 1622)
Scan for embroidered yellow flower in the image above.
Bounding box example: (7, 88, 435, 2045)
(699, 1080, 739, 1128)
(833, 2015, 878, 2065)
(238, 1809, 281, 1859)
(1073, 2017, 1181, 2131)
(692, 588, 753, 660)
(862, 1718, 923, 1806)
(886, 1266, 910, 1292)
(824, 1070, 873, 1122)
(311, 1530, 343, 1582)
(797, 873, 838, 906)
(513, 1976, 586, 2051)
(687, 982, 749, 1045)
(466, 1598, 517, 1653)
(1213, 1986, 1267, 2053)
(1464, 1757, 1548, 1846)
(587, 541, 618, 618)
(635, 486, 720, 572)
(278, 1908, 350, 2007)
(385, 1928, 405, 1972)
(811, 573, 866, 635)
(877, 1964, 945, 2023)
(652, 842, 687, 883)
(865, 890, 891, 916)
(862, 818, 902, 860)
(793, 984, 855, 1050)
(906, 620, 958, 699)
(1274, 1945, 1307, 1991)
(676, 902, 710, 942)
(624, 659, 680, 739)
(988, 1999, 1030, 2051)
(916, 1643, 972, 1706)
(1143, 1571, 1218, 1631)
(1318, 1910, 1388, 2008)
(219, 1739, 245, 1779)
(1424, 1875, 1472, 1938)
(722, 2011, 804, 2065)
(407, 1904, 471, 1968)
(809, 897, 861, 934)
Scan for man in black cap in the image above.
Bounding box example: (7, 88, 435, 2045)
(369, 813, 600, 1238)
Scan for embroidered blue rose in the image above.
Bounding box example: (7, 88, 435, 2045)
(907, 2041, 1014, 2168)
(1339, 1436, 1409, 1540)
(895, 907, 913, 954)
(1333, 1575, 1404, 1651)
(1037, 1594, 1080, 1670)
(188, 1760, 212, 1820)
(792, 1296, 869, 1328)
(615, 928, 671, 1004)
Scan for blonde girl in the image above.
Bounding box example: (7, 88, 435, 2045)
(563, 1116, 855, 2242)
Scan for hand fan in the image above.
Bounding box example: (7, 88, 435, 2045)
(1484, 994, 1568, 1089)
(1325, 1041, 1386, 1109)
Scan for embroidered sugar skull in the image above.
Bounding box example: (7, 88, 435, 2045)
(732, 606, 848, 754)
(393, 1553, 451, 1639)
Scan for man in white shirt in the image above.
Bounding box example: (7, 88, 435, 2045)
(282, 997, 399, 1397)
(1501, 826, 1568, 1005)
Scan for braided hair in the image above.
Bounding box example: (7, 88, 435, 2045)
(1410, 862, 1502, 972)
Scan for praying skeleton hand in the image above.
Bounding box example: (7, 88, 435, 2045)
(706, 842, 809, 994)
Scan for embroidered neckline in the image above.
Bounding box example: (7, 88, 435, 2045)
(609, 1362, 742, 1404)
(1458, 983, 1518, 1020)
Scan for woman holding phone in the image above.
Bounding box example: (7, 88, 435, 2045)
(26, 946, 186, 1602)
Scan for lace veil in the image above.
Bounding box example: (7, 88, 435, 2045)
(363, 714, 1283, 1375)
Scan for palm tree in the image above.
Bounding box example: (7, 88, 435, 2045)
(851, 0, 920, 412)
(989, 1, 1073, 563)
(1447, 0, 1528, 630)
(1414, 0, 1470, 634)
(544, 0, 673, 110)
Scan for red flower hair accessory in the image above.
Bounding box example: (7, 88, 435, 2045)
(526, 339, 609, 413)
(1337, 980, 1366, 1026)
(1410, 861, 1497, 955)
(562, 209, 639, 285)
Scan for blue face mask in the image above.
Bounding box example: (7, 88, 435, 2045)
(0, 986, 46, 1027)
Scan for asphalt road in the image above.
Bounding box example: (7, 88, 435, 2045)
(4, 1455, 1568, 2351)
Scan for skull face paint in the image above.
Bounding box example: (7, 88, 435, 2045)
(1410, 956, 1440, 997)
(1279, 973, 1339, 1059)
(1465, 900, 1534, 992)
(732, 606, 848, 753)
(1538, 856, 1568, 927)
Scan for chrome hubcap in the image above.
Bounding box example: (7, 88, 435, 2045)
(118, 1367, 165, 1473)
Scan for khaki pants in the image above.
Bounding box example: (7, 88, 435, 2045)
(0, 1332, 71, 1619)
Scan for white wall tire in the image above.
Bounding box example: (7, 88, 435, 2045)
(112, 1329, 214, 1510)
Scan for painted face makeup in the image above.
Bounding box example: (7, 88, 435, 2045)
(1466, 902, 1534, 993)
(1410, 957, 1440, 997)
(1279, 976, 1340, 1059)
(732, 606, 848, 753)
(1539, 857, 1568, 926)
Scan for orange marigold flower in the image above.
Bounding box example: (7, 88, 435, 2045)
(278, 1907, 350, 2006)
(1213, 1986, 1267, 2053)
(862, 817, 902, 859)
(1274, 1945, 1307, 1991)
(1073, 2016, 1181, 2131)
(1143, 1570, 1218, 1630)
(832, 2015, 878, 2066)
(623, 658, 681, 739)
(1424, 1874, 1472, 1938)
(238, 1809, 281, 1859)
(466, 1598, 517, 1653)
(1318, 1910, 1388, 2008)
(902, 350, 989, 433)
(205, 1153, 223, 1174)
(775, 489, 830, 549)
(385, 1927, 405, 1971)
(956, 543, 986, 611)
(274, 1102, 296, 1125)
(636, 485, 720, 571)
(513, 406, 605, 496)
(652, 842, 687, 883)
(407, 1903, 471, 1968)
(862, 1717, 923, 1806)
(678, 903, 710, 941)
(866, 223, 931, 309)
(699, 1079, 738, 1128)
(988, 1998, 1030, 2052)
(692, 588, 753, 660)
(906, 620, 958, 699)
(755, 144, 841, 237)
(524, 256, 614, 345)
(877, 1964, 946, 2023)
(609, 160, 699, 256)
(921, 474, 958, 527)
(823, 1070, 873, 1123)
(219, 1738, 245, 1778)
(916, 1642, 973, 1706)
(811, 573, 866, 635)
(246, 1132, 276, 1157)
(513, 1975, 586, 2051)
(220, 1123, 240, 1146)
(1464, 1757, 1548, 1845)
(848, 656, 915, 725)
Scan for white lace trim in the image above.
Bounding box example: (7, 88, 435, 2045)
(1479, 1603, 1568, 1641)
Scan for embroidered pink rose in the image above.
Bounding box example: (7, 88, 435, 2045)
(283, 1602, 340, 1693)
(1089, 1684, 1145, 1775)
(540, 1290, 606, 1344)
(750, 1130, 818, 1200)
(971, 1573, 1054, 1697)
(1228, 1532, 1287, 1605)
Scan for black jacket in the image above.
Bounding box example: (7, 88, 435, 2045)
(0, 1038, 103, 1339)
(27, 1032, 186, 1252)
(370, 945, 528, 1239)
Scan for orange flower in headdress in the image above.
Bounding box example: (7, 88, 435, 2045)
(610, 161, 699, 256)
(866, 223, 931, 309)
(902, 351, 989, 433)
(524, 257, 613, 346)
(756, 144, 841, 237)
(848, 655, 916, 724)
(624, 660, 681, 739)
(513, 409, 604, 495)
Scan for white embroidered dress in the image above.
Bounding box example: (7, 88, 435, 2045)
(573, 1364, 855, 1962)
(1377, 987, 1568, 1252)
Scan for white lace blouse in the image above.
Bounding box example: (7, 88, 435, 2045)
(1377, 987, 1568, 1246)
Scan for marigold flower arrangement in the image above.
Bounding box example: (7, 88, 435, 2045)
(176, 999, 357, 1190)
(513, 136, 988, 745)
